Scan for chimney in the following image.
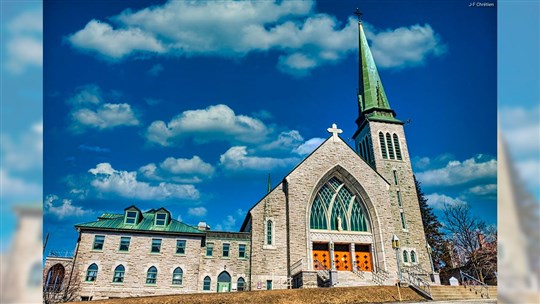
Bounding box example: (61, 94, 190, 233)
(197, 222, 210, 231)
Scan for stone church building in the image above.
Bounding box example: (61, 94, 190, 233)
(44, 16, 434, 300)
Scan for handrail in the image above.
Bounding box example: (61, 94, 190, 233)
(371, 264, 389, 285)
(460, 270, 490, 299)
(404, 270, 432, 299)
(352, 266, 365, 279)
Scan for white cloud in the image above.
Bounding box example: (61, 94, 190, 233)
(68, 20, 165, 59)
(45, 194, 91, 219)
(365, 23, 446, 69)
(72, 103, 139, 130)
(215, 215, 237, 231)
(146, 104, 269, 146)
(139, 155, 214, 183)
(293, 137, 325, 155)
(5, 10, 42, 74)
(1, 122, 43, 172)
(468, 184, 497, 196)
(258, 130, 304, 152)
(500, 106, 540, 156)
(415, 155, 496, 187)
(88, 163, 199, 201)
(68, 85, 140, 132)
(188, 207, 207, 217)
(426, 193, 467, 210)
(67, 1, 445, 75)
(220, 146, 299, 171)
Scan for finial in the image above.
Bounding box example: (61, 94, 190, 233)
(327, 123, 343, 142)
(354, 8, 363, 22)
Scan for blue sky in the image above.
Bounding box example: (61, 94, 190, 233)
(41, 0, 499, 253)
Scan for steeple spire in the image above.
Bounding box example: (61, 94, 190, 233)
(355, 10, 401, 128)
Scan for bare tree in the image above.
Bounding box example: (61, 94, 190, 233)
(443, 203, 495, 283)
(43, 279, 80, 304)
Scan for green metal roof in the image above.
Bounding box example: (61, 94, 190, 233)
(76, 210, 204, 235)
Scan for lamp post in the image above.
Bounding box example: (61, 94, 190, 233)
(392, 234, 402, 281)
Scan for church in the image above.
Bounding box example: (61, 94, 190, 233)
(43, 14, 434, 301)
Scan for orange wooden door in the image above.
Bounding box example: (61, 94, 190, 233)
(355, 251, 373, 272)
(312, 250, 331, 270)
(334, 251, 352, 271)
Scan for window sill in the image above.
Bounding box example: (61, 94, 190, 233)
(204, 256, 215, 259)
(90, 250, 103, 253)
(145, 283, 157, 286)
(149, 252, 162, 255)
(221, 257, 231, 260)
(175, 253, 186, 256)
(83, 281, 96, 284)
(117, 251, 129, 254)
(111, 282, 124, 285)
(238, 257, 248, 260)
(170, 284, 184, 288)
(263, 245, 276, 250)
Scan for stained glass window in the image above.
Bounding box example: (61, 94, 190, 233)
(393, 134, 402, 160)
(386, 133, 395, 159)
(379, 132, 387, 159)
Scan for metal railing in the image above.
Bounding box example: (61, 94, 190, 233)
(48, 250, 74, 258)
(460, 270, 490, 299)
(404, 270, 432, 299)
(372, 265, 389, 286)
(314, 260, 331, 287)
(352, 266, 366, 279)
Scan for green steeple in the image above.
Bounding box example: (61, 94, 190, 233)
(355, 11, 402, 128)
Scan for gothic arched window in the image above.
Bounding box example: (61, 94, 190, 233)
(379, 132, 388, 159)
(85, 263, 98, 282)
(45, 264, 65, 291)
(266, 220, 273, 245)
(393, 134, 402, 160)
(386, 133, 395, 159)
(309, 177, 369, 232)
(113, 265, 125, 283)
(146, 266, 157, 284)
(410, 251, 417, 263)
(237, 277, 246, 291)
(403, 250, 409, 263)
(172, 267, 183, 285)
(203, 276, 211, 291)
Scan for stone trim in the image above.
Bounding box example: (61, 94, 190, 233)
(310, 232, 373, 244)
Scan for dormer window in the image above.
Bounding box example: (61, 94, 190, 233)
(125, 211, 138, 225)
(154, 212, 168, 226)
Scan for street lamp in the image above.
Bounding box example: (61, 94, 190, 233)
(392, 234, 402, 281)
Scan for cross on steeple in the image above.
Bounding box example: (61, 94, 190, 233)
(354, 8, 363, 22)
(327, 123, 343, 142)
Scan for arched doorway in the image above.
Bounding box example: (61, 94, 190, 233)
(308, 175, 375, 272)
(217, 271, 231, 292)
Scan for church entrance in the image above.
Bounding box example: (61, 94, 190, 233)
(354, 244, 373, 272)
(334, 244, 352, 271)
(312, 243, 331, 270)
(217, 271, 231, 292)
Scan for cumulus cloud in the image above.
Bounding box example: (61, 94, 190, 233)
(139, 155, 214, 183)
(66, 1, 445, 75)
(415, 155, 496, 187)
(426, 193, 467, 210)
(88, 162, 199, 200)
(0, 169, 42, 198)
(220, 146, 299, 171)
(365, 23, 447, 69)
(68, 85, 140, 132)
(468, 184, 497, 196)
(45, 194, 91, 219)
(146, 104, 269, 146)
(1, 122, 43, 172)
(293, 137, 325, 155)
(68, 20, 165, 59)
(258, 130, 304, 152)
(214, 215, 237, 231)
(5, 10, 42, 74)
(188, 207, 207, 217)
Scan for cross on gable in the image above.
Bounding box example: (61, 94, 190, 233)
(327, 123, 343, 142)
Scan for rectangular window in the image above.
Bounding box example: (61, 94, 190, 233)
(222, 243, 230, 257)
(206, 243, 214, 256)
(93, 235, 105, 250)
(238, 244, 246, 258)
(397, 191, 402, 207)
(155, 213, 167, 226)
(151, 238, 162, 253)
(393, 170, 399, 185)
(176, 240, 186, 254)
(266, 280, 273, 290)
(400, 212, 407, 229)
(125, 211, 138, 224)
(119, 237, 130, 251)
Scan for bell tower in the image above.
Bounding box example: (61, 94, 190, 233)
(351, 9, 431, 274)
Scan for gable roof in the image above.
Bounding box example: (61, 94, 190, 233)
(239, 133, 389, 231)
(76, 208, 203, 235)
